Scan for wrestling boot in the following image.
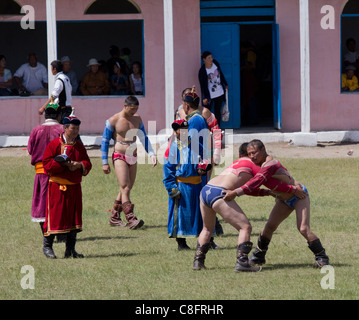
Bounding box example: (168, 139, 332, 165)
(64, 231, 84, 258)
(176, 238, 190, 251)
(235, 241, 262, 272)
(43, 234, 56, 259)
(193, 242, 211, 270)
(109, 200, 127, 227)
(249, 234, 271, 266)
(123, 201, 144, 230)
(308, 238, 329, 267)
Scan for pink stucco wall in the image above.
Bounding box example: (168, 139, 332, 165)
(0, 0, 201, 135)
(277, 0, 358, 131)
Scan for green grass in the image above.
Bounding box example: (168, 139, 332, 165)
(0, 155, 358, 300)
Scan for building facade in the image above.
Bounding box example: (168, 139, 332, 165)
(0, 0, 358, 137)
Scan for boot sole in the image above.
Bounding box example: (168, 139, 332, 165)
(129, 219, 144, 230)
(235, 265, 262, 272)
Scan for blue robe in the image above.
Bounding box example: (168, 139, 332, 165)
(163, 138, 203, 238)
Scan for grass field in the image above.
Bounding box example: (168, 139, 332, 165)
(0, 154, 358, 301)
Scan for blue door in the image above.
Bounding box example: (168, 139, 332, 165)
(201, 23, 240, 129)
(272, 23, 282, 129)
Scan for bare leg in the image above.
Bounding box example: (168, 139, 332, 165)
(294, 197, 318, 242)
(261, 200, 293, 240)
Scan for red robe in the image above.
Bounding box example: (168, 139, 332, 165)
(42, 135, 92, 236)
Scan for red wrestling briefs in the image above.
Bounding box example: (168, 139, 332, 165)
(112, 151, 138, 167)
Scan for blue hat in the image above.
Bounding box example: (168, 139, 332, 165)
(63, 116, 81, 125)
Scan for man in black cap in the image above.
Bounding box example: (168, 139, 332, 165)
(42, 115, 92, 259)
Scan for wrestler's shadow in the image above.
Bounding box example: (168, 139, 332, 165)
(85, 251, 140, 259)
(77, 235, 137, 242)
(212, 262, 349, 271)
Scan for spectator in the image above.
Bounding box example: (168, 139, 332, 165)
(61, 56, 79, 95)
(14, 53, 48, 95)
(27, 103, 63, 235)
(0, 55, 13, 96)
(129, 61, 143, 95)
(343, 38, 359, 72)
(111, 62, 129, 95)
(80, 58, 110, 95)
(107, 45, 128, 79)
(198, 51, 228, 127)
(120, 47, 131, 69)
(342, 65, 359, 92)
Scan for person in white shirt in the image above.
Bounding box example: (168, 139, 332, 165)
(14, 53, 48, 95)
(39, 60, 73, 123)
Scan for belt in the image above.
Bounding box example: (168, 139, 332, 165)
(49, 176, 77, 191)
(176, 176, 202, 184)
(35, 162, 45, 174)
(60, 105, 72, 109)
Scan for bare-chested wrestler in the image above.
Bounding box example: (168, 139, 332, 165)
(101, 96, 157, 229)
(223, 139, 329, 267)
(193, 143, 305, 272)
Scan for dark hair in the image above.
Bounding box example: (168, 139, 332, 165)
(131, 61, 142, 73)
(125, 95, 139, 106)
(239, 143, 248, 157)
(0, 55, 6, 61)
(346, 38, 356, 47)
(248, 139, 265, 150)
(201, 51, 212, 60)
(51, 60, 63, 72)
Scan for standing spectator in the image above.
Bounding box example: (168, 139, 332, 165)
(27, 104, 63, 234)
(111, 62, 130, 95)
(61, 56, 79, 95)
(198, 51, 228, 126)
(80, 58, 110, 95)
(42, 115, 92, 259)
(129, 61, 143, 95)
(0, 55, 13, 96)
(14, 53, 48, 95)
(38, 60, 73, 122)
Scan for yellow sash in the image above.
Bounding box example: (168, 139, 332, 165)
(35, 162, 45, 174)
(49, 176, 77, 191)
(176, 176, 202, 184)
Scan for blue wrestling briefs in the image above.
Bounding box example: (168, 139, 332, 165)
(200, 184, 227, 208)
(282, 185, 309, 208)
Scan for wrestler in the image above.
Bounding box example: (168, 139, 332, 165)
(42, 115, 92, 259)
(223, 139, 329, 268)
(101, 96, 157, 229)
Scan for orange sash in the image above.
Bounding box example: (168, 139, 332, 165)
(49, 176, 77, 191)
(176, 176, 202, 184)
(35, 162, 45, 174)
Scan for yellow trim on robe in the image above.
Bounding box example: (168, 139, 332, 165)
(176, 176, 202, 184)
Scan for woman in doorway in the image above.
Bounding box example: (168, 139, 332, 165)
(198, 51, 228, 126)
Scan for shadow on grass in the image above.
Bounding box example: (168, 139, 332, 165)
(78, 235, 137, 242)
(85, 252, 141, 259)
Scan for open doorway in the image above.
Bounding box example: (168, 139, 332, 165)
(240, 24, 273, 127)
